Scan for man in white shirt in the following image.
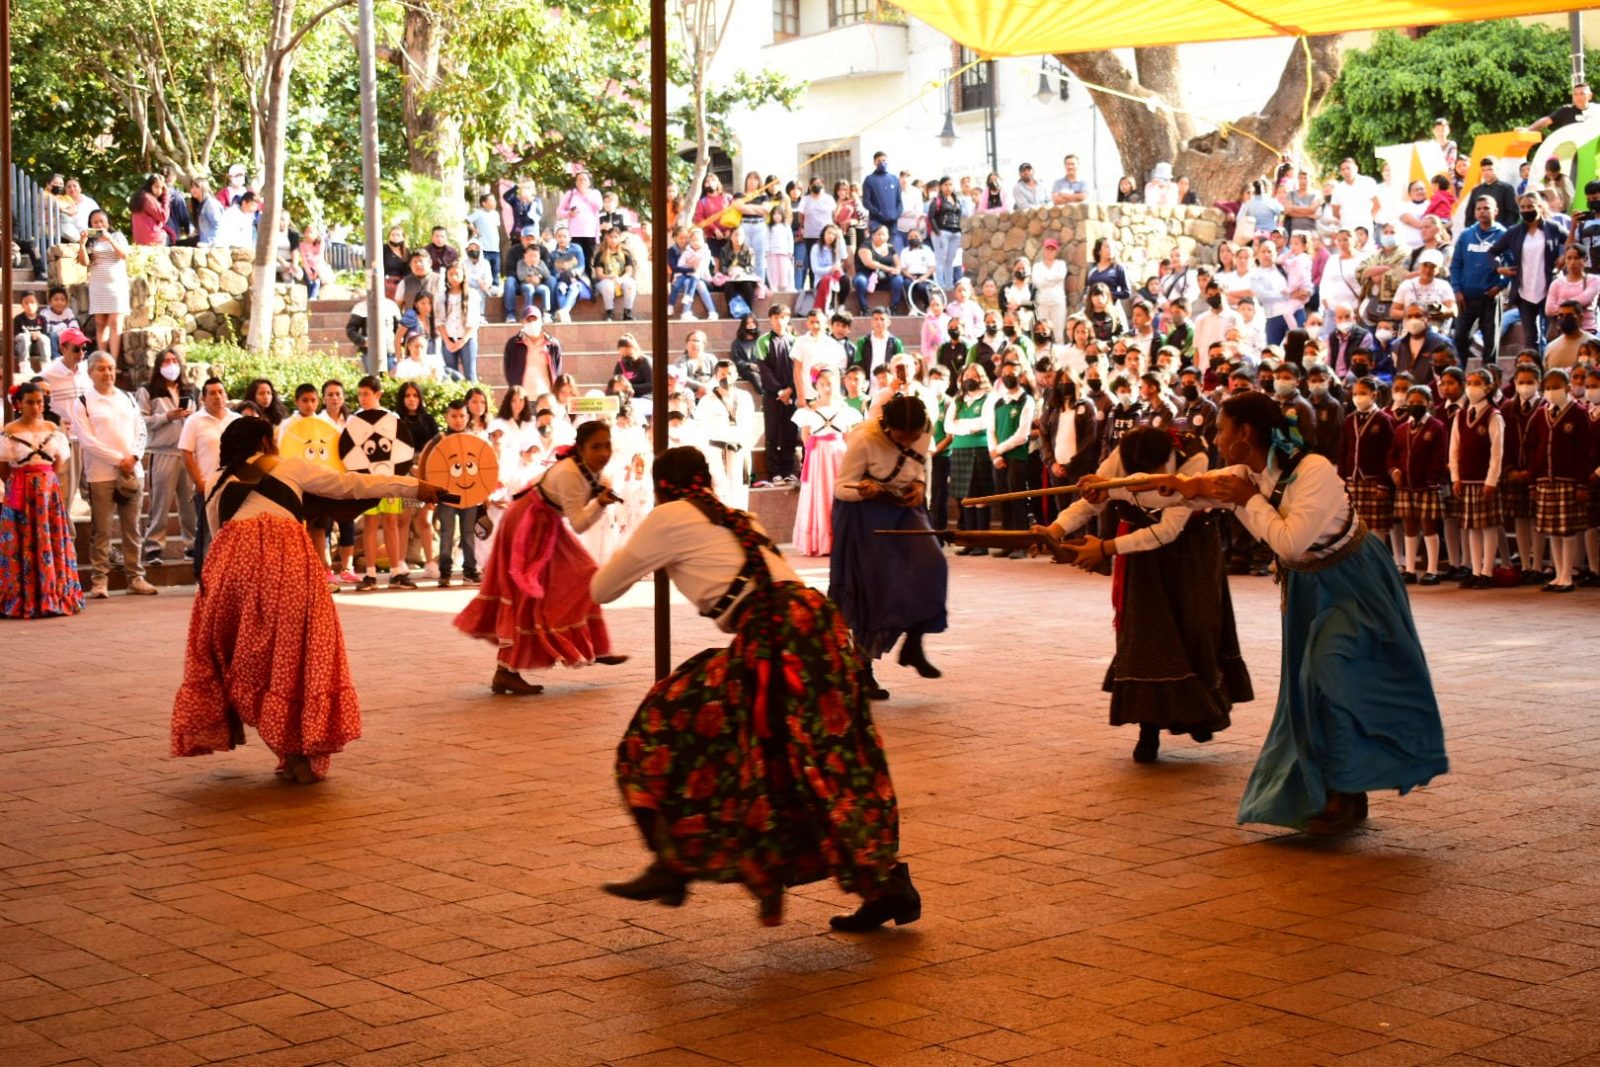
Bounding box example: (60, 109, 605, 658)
(693, 360, 757, 509)
(1392, 250, 1457, 320)
(78, 352, 157, 597)
(39, 327, 92, 515)
(1158, 245, 1199, 307)
(791, 308, 846, 401)
(465, 193, 504, 277)
(179, 377, 241, 579)
(1192, 280, 1243, 372)
(1330, 158, 1381, 236)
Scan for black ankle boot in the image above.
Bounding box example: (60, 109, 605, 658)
(862, 665, 890, 701)
(830, 863, 921, 931)
(602, 860, 689, 906)
(897, 633, 942, 679)
(1133, 724, 1160, 763)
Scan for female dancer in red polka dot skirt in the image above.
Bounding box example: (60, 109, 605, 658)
(171, 419, 441, 783)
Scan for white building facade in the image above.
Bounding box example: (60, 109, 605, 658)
(694, 0, 1294, 200)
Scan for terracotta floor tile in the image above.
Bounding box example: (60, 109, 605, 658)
(2, 568, 1597, 1066)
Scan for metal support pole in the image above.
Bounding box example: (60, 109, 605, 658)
(650, 0, 671, 679)
(1572, 12, 1586, 87)
(356, 0, 384, 376)
(984, 60, 998, 176)
(1, 0, 14, 412)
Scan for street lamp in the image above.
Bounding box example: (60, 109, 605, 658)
(938, 68, 957, 147)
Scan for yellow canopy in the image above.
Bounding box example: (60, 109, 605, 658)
(889, 0, 1589, 55)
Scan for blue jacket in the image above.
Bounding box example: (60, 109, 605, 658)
(861, 164, 902, 230)
(1489, 220, 1567, 303)
(1450, 222, 1508, 298)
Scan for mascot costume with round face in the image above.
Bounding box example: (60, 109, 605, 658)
(421, 432, 499, 509)
(340, 409, 416, 477)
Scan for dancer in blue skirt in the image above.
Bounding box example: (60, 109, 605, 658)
(1128, 392, 1448, 834)
(828, 393, 948, 701)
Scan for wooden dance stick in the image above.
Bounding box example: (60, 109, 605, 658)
(873, 527, 1082, 561)
(960, 474, 1167, 509)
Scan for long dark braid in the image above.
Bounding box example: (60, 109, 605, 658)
(206, 418, 275, 505)
(653, 446, 776, 558)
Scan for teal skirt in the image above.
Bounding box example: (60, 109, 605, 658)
(1239, 535, 1448, 829)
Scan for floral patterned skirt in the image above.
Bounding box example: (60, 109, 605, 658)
(171, 514, 361, 780)
(0, 467, 84, 619)
(614, 582, 900, 924)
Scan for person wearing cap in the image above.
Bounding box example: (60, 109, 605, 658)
(39, 327, 92, 514)
(1392, 249, 1456, 320)
(503, 305, 564, 396)
(218, 164, 254, 209)
(1030, 237, 1069, 341)
(77, 351, 156, 597)
(1143, 162, 1179, 208)
(1050, 154, 1091, 206)
(1013, 162, 1042, 211)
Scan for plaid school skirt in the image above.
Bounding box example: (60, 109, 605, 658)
(1443, 485, 1465, 524)
(1499, 480, 1533, 520)
(1346, 479, 1394, 532)
(1457, 482, 1501, 530)
(1534, 479, 1586, 537)
(1394, 486, 1444, 523)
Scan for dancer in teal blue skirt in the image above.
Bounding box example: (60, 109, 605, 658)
(1125, 392, 1448, 834)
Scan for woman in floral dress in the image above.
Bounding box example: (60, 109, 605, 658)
(0, 383, 84, 618)
(592, 447, 920, 930)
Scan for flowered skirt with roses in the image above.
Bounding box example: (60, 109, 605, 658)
(1, 466, 84, 618)
(614, 581, 900, 922)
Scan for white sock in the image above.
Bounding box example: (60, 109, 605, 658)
(1424, 534, 1441, 575)
(1496, 527, 1511, 570)
(1481, 529, 1497, 576)
(1444, 522, 1463, 571)
(1555, 537, 1577, 585)
(1519, 518, 1543, 572)
(1405, 535, 1419, 574)
(1465, 529, 1481, 576)
(1390, 527, 1404, 558)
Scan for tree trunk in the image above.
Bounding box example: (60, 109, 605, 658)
(1058, 36, 1343, 203)
(401, 4, 445, 180)
(688, 53, 710, 213)
(246, 0, 298, 355)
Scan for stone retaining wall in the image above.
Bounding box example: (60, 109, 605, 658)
(962, 203, 1228, 305)
(47, 245, 309, 372)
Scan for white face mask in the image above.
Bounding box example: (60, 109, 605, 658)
(1274, 380, 1297, 398)
(1546, 388, 1568, 408)
(1353, 394, 1374, 412)
(1466, 385, 1487, 404)
(523, 321, 543, 336)
(1406, 318, 1427, 336)
(1335, 320, 1352, 333)
(1115, 391, 1132, 405)
(1375, 329, 1393, 344)
(160, 363, 182, 382)
(1516, 382, 1538, 400)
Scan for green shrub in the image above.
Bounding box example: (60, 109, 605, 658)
(187, 340, 487, 421)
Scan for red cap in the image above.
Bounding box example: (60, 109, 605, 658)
(1042, 238, 1060, 250)
(59, 327, 90, 347)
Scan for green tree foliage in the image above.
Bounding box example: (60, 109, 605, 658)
(1306, 22, 1570, 176)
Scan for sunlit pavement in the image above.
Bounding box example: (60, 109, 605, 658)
(2, 555, 1597, 1066)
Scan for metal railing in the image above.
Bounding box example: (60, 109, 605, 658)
(325, 240, 366, 273)
(10, 164, 64, 250)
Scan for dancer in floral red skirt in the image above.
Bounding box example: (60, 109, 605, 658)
(1, 383, 84, 618)
(593, 446, 919, 930)
(454, 419, 625, 695)
(171, 418, 439, 783)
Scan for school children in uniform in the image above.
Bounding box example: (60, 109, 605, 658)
(1527, 368, 1592, 592)
(983, 359, 1036, 556)
(1583, 366, 1600, 585)
(1388, 384, 1449, 584)
(1339, 376, 1396, 550)
(1448, 368, 1505, 587)
(1303, 364, 1345, 460)
(1499, 361, 1547, 582)
(1432, 367, 1468, 579)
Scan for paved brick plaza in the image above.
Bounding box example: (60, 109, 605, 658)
(2, 558, 1598, 1067)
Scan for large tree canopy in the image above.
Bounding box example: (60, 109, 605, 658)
(1305, 22, 1570, 177)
